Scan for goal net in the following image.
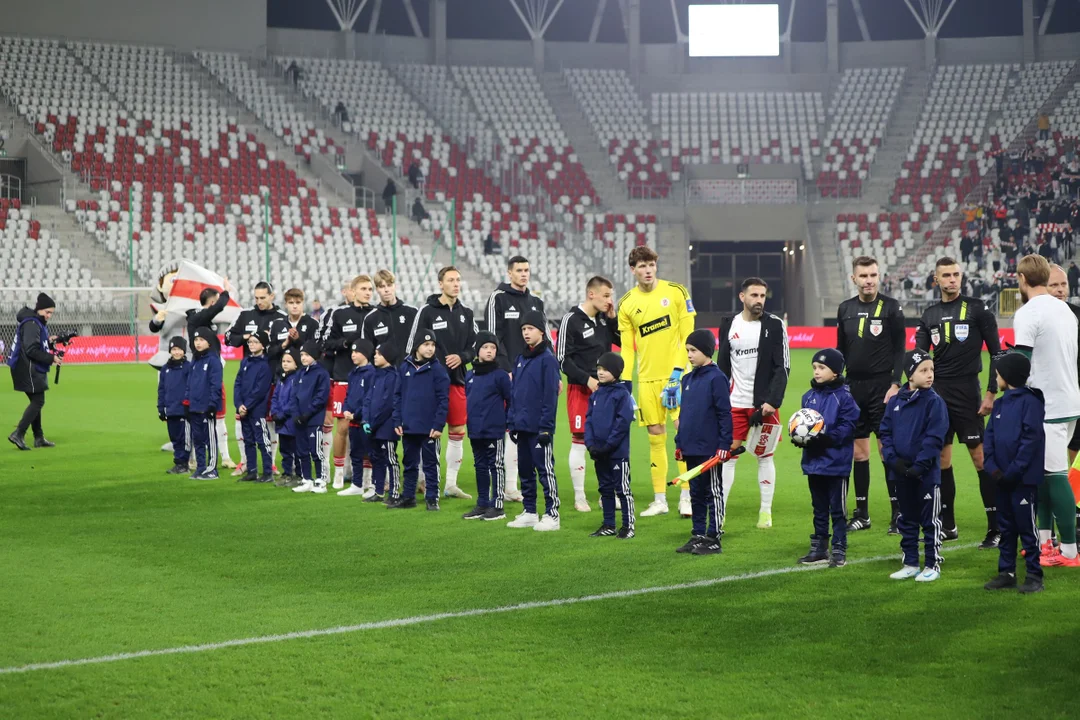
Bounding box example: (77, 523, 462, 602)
(0, 287, 156, 364)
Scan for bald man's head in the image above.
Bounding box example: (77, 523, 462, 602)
(1049, 265, 1069, 301)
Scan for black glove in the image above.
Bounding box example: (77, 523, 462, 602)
(892, 458, 910, 477)
(297, 413, 311, 426)
(805, 434, 835, 449)
(272, 415, 284, 424)
(537, 432, 552, 447)
(748, 409, 764, 427)
(990, 469, 1005, 483)
(159, 411, 167, 422)
(206, 410, 217, 419)
(905, 464, 924, 480)
(508, 431, 519, 445)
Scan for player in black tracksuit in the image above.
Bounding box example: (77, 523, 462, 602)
(267, 312, 320, 378)
(361, 297, 417, 367)
(836, 258, 907, 533)
(225, 293, 284, 358)
(914, 258, 1003, 547)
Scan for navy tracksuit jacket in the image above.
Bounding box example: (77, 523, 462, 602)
(364, 364, 402, 497)
(395, 357, 450, 501)
(270, 371, 298, 475)
(674, 363, 733, 539)
(466, 361, 512, 508)
(984, 387, 1046, 579)
(880, 385, 950, 569)
(186, 349, 223, 475)
(158, 357, 191, 466)
(509, 341, 561, 518)
(585, 381, 636, 529)
(289, 361, 332, 483)
(344, 363, 374, 487)
(799, 377, 861, 549)
(234, 353, 273, 475)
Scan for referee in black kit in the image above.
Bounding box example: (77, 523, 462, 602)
(836, 256, 907, 533)
(914, 257, 1003, 549)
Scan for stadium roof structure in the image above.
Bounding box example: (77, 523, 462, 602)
(271, 0, 1080, 45)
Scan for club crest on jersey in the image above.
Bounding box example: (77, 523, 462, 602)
(686, 298, 695, 313)
(639, 315, 672, 337)
(869, 319, 882, 336)
(955, 323, 969, 342)
(930, 328, 941, 345)
(661, 297, 670, 307)
(399, 316, 406, 323)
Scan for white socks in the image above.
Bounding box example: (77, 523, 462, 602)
(1062, 542, 1078, 559)
(758, 455, 776, 513)
(1040, 529, 1053, 544)
(569, 441, 587, 500)
(233, 419, 244, 465)
(654, 492, 665, 503)
(267, 421, 278, 469)
(722, 459, 736, 503)
(680, 488, 690, 503)
(445, 435, 464, 488)
(504, 432, 519, 495)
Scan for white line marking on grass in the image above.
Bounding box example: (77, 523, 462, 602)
(0, 543, 978, 675)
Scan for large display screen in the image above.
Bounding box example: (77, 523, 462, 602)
(688, 4, 781, 57)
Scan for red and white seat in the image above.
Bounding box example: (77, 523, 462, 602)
(651, 91, 822, 180)
(818, 67, 905, 198)
(835, 210, 924, 276)
(197, 51, 337, 160)
(563, 68, 670, 198)
(452, 65, 599, 211)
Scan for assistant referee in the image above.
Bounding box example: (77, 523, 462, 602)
(914, 256, 1003, 549)
(836, 256, 906, 533)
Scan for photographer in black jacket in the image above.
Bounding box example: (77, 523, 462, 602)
(7, 293, 61, 450)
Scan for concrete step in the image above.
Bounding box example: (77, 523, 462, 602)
(32, 206, 136, 286)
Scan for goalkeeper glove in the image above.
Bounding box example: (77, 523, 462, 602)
(661, 369, 683, 409)
(362, 422, 372, 434)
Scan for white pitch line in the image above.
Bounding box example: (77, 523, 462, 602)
(0, 543, 977, 676)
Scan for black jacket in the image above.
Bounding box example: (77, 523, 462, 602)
(225, 305, 285, 357)
(484, 283, 546, 372)
(184, 290, 230, 354)
(361, 300, 418, 366)
(556, 305, 620, 387)
(9, 307, 54, 394)
(717, 312, 790, 410)
(267, 314, 321, 377)
(322, 304, 374, 382)
(406, 294, 478, 386)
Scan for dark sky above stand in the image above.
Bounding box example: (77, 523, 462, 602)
(268, 0, 1080, 42)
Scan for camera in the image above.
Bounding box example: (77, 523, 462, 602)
(49, 332, 77, 384)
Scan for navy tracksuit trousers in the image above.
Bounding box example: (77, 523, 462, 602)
(808, 474, 848, 550)
(516, 432, 560, 519)
(348, 424, 371, 487)
(296, 424, 325, 484)
(685, 455, 723, 538)
(166, 417, 190, 466)
(595, 455, 634, 530)
(471, 437, 504, 510)
(402, 434, 440, 501)
(369, 438, 401, 498)
(894, 474, 942, 570)
(278, 433, 297, 476)
(240, 414, 272, 476)
(997, 484, 1043, 580)
(190, 413, 218, 475)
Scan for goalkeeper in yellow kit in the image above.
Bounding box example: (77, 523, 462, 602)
(618, 246, 696, 517)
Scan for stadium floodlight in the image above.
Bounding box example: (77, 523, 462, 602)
(902, 0, 958, 36)
(507, 0, 567, 39)
(324, 0, 370, 31)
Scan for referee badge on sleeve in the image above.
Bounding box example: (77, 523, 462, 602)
(869, 319, 882, 336)
(930, 328, 941, 346)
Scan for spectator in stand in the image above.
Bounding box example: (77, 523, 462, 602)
(333, 101, 348, 127)
(407, 161, 423, 190)
(1069, 262, 1080, 299)
(483, 232, 502, 256)
(382, 179, 397, 213)
(286, 60, 300, 87)
(1038, 113, 1051, 142)
(311, 300, 324, 323)
(960, 234, 974, 265)
(411, 197, 430, 225)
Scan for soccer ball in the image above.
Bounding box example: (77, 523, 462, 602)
(787, 408, 826, 444)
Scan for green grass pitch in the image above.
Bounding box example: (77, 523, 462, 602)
(1, 350, 1077, 718)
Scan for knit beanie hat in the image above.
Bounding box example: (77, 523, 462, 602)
(996, 352, 1031, 388)
(905, 350, 933, 380)
(520, 310, 546, 332)
(597, 351, 624, 380)
(248, 330, 270, 349)
(686, 328, 716, 357)
(475, 330, 499, 354)
(301, 340, 322, 360)
(350, 338, 375, 361)
(283, 347, 301, 367)
(169, 336, 188, 353)
(35, 292, 56, 311)
(413, 331, 436, 358)
(812, 348, 845, 376)
(376, 341, 401, 367)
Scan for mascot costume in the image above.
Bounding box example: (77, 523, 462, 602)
(148, 262, 236, 467)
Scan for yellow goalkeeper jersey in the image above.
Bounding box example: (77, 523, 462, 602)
(617, 279, 696, 382)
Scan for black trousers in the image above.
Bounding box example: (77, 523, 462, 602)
(16, 392, 45, 438)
